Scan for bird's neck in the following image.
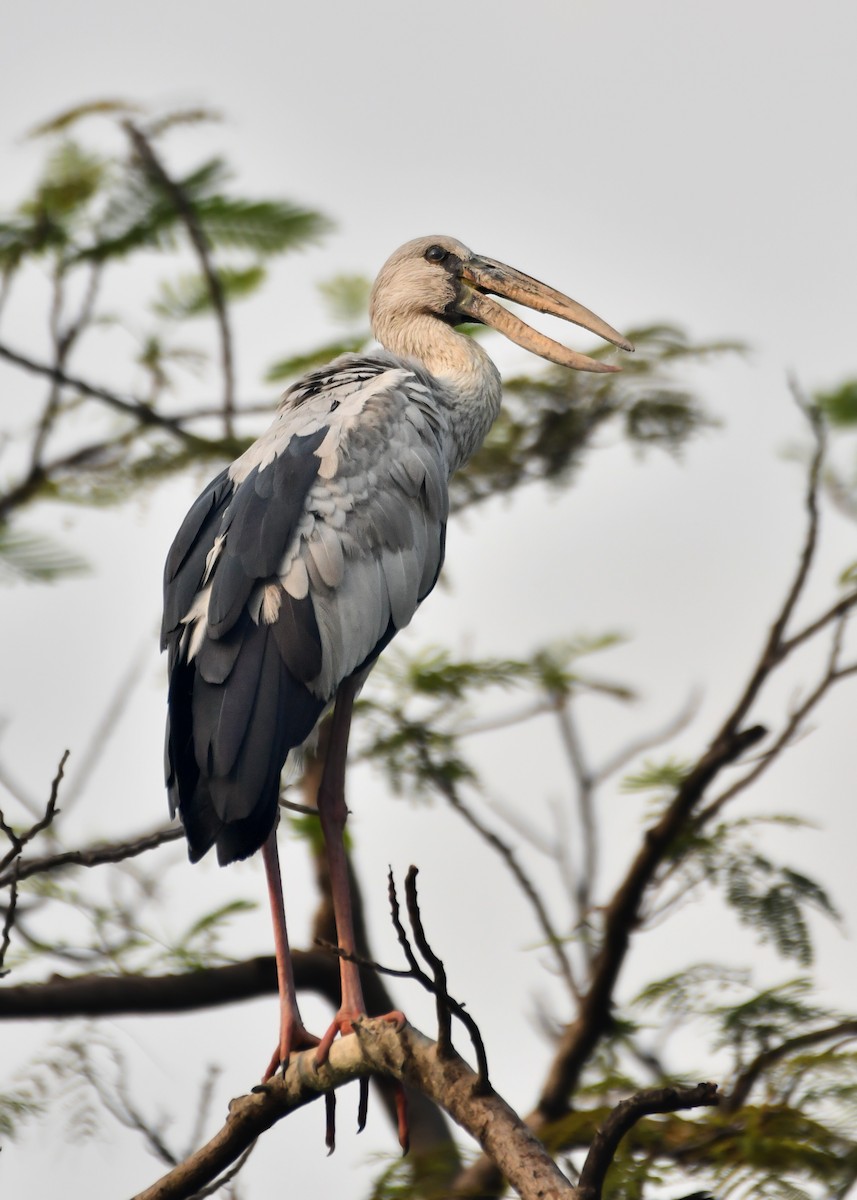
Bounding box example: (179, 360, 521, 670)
(380, 315, 503, 473)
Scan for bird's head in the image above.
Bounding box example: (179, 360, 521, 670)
(370, 235, 633, 373)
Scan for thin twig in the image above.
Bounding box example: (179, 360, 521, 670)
(0, 822, 183, 889)
(404, 866, 454, 1059)
(554, 697, 598, 960)
(723, 1020, 857, 1113)
(63, 638, 152, 809)
(0, 860, 20, 975)
(188, 1143, 256, 1199)
(123, 122, 235, 437)
(102, 1063, 179, 1166)
(183, 1066, 222, 1161)
(593, 690, 701, 784)
(698, 615, 855, 826)
(0, 339, 194, 437)
(433, 765, 579, 1001)
(0, 749, 68, 873)
(718, 391, 825, 740)
(382, 869, 491, 1088)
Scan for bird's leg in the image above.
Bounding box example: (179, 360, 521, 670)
(261, 824, 319, 1080)
(314, 676, 405, 1065)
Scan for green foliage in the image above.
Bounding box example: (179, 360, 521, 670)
(621, 756, 692, 794)
(368, 1147, 463, 1199)
(266, 334, 370, 383)
(453, 324, 727, 512)
(3, 98, 856, 1200)
(287, 809, 352, 854)
(817, 378, 857, 427)
(0, 1081, 46, 1140)
(839, 560, 857, 587)
(25, 98, 143, 138)
(187, 192, 330, 256)
(266, 273, 372, 382)
(0, 528, 88, 583)
(618, 762, 837, 965)
(531, 635, 633, 700)
(152, 264, 266, 319)
(634, 962, 751, 1018)
(713, 978, 836, 1055)
(395, 646, 532, 700)
(673, 817, 839, 966)
(724, 858, 837, 965)
(11, 867, 255, 979)
(317, 272, 372, 324)
(700, 1104, 856, 1197)
(162, 899, 257, 971)
(359, 639, 632, 799)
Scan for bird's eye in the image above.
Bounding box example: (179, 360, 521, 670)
(424, 244, 448, 264)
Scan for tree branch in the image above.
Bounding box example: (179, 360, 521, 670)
(576, 1082, 720, 1200)
(0, 952, 328, 1018)
(435, 769, 578, 1001)
(124, 122, 236, 437)
(0, 822, 184, 889)
(716, 392, 825, 739)
(0, 339, 194, 437)
(723, 1020, 857, 1114)
(537, 723, 765, 1122)
(452, 395, 843, 1199)
(132, 1019, 576, 1200)
(0, 750, 68, 873)
(0, 861, 19, 976)
(698, 614, 856, 826)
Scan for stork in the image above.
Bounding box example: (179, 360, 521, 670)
(161, 235, 632, 1093)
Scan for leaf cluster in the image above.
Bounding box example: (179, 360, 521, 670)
(453, 324, 732, 512)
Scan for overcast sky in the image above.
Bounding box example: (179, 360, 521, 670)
(1, 3, 856, 1197)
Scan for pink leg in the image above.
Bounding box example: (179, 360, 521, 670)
(314, 676, 404, 1064)
(261, 825, 319, 1080)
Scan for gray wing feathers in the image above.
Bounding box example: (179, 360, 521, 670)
(164, 357, 451, 864)
(292, 383, 450, 696)
(308, 521, 345, 588)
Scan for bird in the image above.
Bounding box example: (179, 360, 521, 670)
(161, 234, 632, 1089)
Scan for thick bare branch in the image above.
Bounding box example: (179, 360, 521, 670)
(132, 1019, 575, 1200)
(0, 952, 323, 1018)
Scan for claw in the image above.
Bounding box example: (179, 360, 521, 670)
(262, 1022, 321, 1082)
(325, 1091, 336, 1155)
(357, 1077, 369, 1133)
(395, 1082, 409, 1155)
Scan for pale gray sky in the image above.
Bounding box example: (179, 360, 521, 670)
(1, 3, 856, 1197)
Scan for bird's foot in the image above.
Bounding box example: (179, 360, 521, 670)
(262, 1022, 321, 1082)
(314, 1006, 406, 1066)
(314, 1008, 409, 1153)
